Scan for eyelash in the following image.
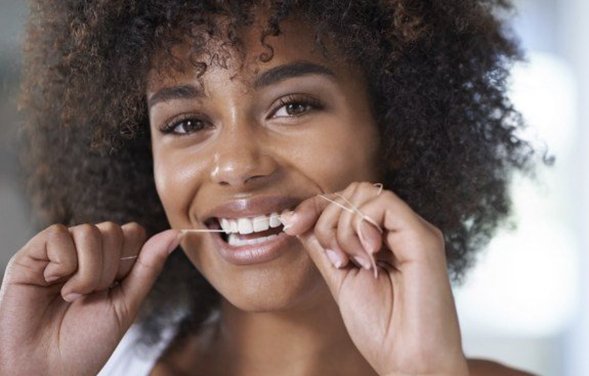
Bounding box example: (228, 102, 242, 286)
(160, 113, 210, 135)
(270, 94, 323, 119)
(159, 95, 323, 136)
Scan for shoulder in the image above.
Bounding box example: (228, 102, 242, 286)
(468, 358, 536, 376)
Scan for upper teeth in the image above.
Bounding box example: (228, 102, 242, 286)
(219, 213, 283, 235)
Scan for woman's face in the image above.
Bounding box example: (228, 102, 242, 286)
(148, 18, 380, 311)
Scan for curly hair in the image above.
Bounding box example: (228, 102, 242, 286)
(19, 0, 548, 344)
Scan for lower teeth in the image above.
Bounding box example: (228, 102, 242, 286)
(228, 233, 278, 247)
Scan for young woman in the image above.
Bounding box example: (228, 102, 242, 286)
(1, 1, 542, 375)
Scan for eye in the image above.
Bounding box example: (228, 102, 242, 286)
(160, 114, 210, 135)
(271, 95, 323, 118)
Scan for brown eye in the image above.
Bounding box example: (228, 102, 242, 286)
(161, 116, 209, 135)
(284, 102, 311, 116)
(271, 94, 323, 119)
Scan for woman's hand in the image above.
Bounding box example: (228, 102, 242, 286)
(0, 222, 179, 376)
(281, 182, 469, 376)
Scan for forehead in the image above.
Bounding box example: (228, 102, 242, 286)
(146, 17, 352, 93)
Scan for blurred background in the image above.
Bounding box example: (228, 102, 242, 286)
(0, 1, 587, 375)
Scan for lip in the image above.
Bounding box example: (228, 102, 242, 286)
(200, 195, 302, 221)
(199, 195, 303, 265)
(212, 231, 299, 265)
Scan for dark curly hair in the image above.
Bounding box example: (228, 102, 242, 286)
(19, 0, 549, 344)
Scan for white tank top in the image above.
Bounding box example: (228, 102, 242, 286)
(98, 325, 174, 376)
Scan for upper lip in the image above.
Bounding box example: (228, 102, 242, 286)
(199, 195, 303, 223)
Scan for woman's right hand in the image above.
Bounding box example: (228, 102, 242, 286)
(0, 222, 179, 376)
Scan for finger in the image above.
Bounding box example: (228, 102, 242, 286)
(4, 224, 78, 287)
(60, 224, 103, 302)
(296, 232, 347, 299)
(111, 229, 180, 324)
(355, 191, 446, 266)
(313, 193, 345, 250)
(313, 192, 371, 269)
(95, 222, 123, 291)
(280, 194, 333, 235)
(333, 188, 377, 270)
(116, 222, 147, 280)
(42, 225, 79, 284)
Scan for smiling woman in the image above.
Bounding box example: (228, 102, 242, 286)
(0, 1, 545, 375)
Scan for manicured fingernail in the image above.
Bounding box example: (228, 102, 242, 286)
(45, 275, 60, 283)
(63, 293, 82, 303)
(357, 222, 374, 254)
(353, 256, 371, 270)
(280, 210, 297, 225)
(325, 249, 345, 268)
(280, 211, 298, 234)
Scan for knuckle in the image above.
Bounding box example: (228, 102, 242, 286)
(44, 223, 69, 239)
(431, 226, 445, 242)
(75, 223, 99, 235)
(123, 222, 147, 240)
(75, 223, 102, 242)
(102, 221, 124, 244)
(314, 224, 332, 245)
(381, 190, 396, 201)
(344, 181, 360, 195)
(357, 181, 374, 192)
(98, 221, 119, 233)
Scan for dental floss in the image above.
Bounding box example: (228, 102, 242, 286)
(289, 166, 384, 279)
(316, 191, 383, 279)
(180, 229, 226, 234)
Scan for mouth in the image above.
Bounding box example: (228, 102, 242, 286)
(198, 196, 302, 265)
(204, 212, 286, 247)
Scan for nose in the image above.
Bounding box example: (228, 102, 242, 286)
(209, 123, 278, 188)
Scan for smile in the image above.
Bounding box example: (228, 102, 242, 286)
(201, 196, 301, 265)
(219, 213, 284, 246)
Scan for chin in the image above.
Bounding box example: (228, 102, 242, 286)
(210, 257, 327, 313)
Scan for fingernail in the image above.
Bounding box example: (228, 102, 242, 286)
(357, 222, 374, 254)
(280, 211, 297, 234)
(325, 249, 345, 268)
(353, 256, 371, 270)
(45, 275, 60, 283)
(63, 293, 82, 303)
(280, 210, 296, 225)
(168, 238, 180, 254)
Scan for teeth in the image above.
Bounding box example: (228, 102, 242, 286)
(228, 233, 278, 247)
(220, 218, 231, 233)
(237, 218, 254, 235)
(269, 213, 281, 228)
(252, 216, 269, 232)
(218, 212, 283, 235)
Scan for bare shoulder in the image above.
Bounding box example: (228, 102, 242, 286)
(468, 358, 537, 376)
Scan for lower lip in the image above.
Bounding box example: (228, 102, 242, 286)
(212, 231, 297, 265)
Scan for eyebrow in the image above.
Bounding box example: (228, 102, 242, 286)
(253, 61, 336, 89)
(148, 84, 204, 109)
(148, 61, 335, 109)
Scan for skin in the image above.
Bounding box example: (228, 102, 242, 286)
(0, 15, 533, 376)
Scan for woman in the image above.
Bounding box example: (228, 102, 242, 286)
(1, 1, 543, 375)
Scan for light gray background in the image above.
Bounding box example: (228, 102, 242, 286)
(0, 1, 587, 375)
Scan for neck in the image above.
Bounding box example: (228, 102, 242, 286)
(203, 287, 377, 375)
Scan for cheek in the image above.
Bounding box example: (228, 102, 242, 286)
(289, 121, 380, 191)
(153, 149, 204, 227)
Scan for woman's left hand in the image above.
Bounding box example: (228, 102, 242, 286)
(280, 182, 469, 376)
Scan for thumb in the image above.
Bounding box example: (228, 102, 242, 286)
(295, 231, 347, 301)
(113, 229, 180, 320)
